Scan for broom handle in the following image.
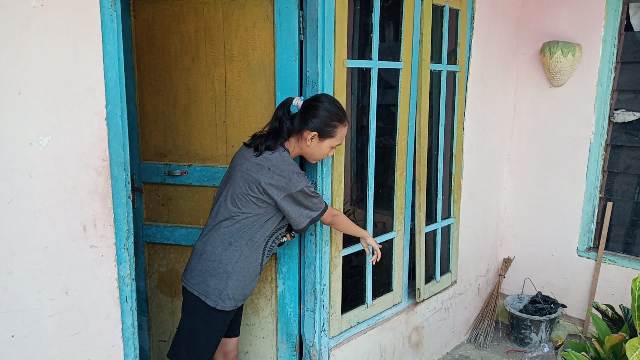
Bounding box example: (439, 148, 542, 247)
(582, 201, 613, 335)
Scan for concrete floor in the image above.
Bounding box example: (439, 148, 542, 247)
(439, 323, 565, 360)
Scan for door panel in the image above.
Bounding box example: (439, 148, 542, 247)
(131, 0, 277, 359)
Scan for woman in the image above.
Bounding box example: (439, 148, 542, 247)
(168, 93, 381, 360)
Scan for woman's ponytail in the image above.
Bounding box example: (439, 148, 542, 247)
(244, 93, 348, 156)
(244, 97, 297, 155)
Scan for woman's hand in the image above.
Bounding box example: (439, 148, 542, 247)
(321, 207, 383, 264)
(360, 235, 382, 264)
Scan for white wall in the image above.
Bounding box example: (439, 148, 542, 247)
(331, 1, 523, 358)
(0, 1, 124, 359)
(497, 0, 639, 319)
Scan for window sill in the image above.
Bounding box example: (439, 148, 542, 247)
(577, 247, 640, 271)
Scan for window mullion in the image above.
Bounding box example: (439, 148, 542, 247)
(365, 0, 382, 308)
(366, 66, 377, 306)
(433, 6, 449, 282)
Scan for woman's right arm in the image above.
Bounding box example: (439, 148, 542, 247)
(320, 207, 382, 264)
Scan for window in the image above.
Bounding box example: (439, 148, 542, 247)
(414, 2, 467, 301)
(593, 2, 640, 257)
(330, 0, 412, 335)
(331, 0, 470, 336)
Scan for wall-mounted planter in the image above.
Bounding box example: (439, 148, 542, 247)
(540, 41, 582, 87)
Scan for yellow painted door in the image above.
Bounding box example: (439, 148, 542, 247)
(131, 1, 278, 359)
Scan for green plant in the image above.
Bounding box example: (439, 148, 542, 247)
(561, 275, 640, 360)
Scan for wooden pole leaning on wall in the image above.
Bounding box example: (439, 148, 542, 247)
(582, 201, 614, 335)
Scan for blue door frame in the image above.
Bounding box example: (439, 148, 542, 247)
(100, 0, 302, 358)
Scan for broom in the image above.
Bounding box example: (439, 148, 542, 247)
(468, 256, 515, 348)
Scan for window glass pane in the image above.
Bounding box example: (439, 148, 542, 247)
(344, 68, 371, 248)
(430, 5, 444, 64)
(348, 0, 374, 60)
(442, 72, 457, 219)
(409, 156, 417, 288)
(341, 250, 366, 313)
(440, 226, 451, 275)
(599, 135, 640, 256)
(447, 8, 459, 65)
(373, 239, 394, 300)
(594, 13, 640, 257)
(424, 230, 436, 283)
(373, 69, 400, 236)
(426, 71, 441, 225)
(379, 0, 404, 61)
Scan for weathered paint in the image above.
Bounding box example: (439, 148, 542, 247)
(430, 64, 461, 71)
(143, 184, 217, 226)
(435, 5, 451, 282)
(346, 60, 404, 68)
(577, 0, 639, 270)
(143, 224, 202, 246)
(403, 0, 425, 304)
(301, 0, 334, 357)
(99, 0, 139, 358)
(328, 0, 348, 339)
(414, 0, 434, 302)
(132, 0, 279, 358)
(274, 0, 301, 357)
(121, 0, 150, 355)
(140, 163, 227, 187)
(145, 244, 278, 360)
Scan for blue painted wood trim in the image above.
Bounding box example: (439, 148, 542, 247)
(346, 60, 403, 68)
(434, 6, 450, 282)
(363, 0, 382, 307)
(430, 64, 461, 71)
(301, 0, 333, 357)
(143, 223, 201, 246)
(119, 0, 150, 357)
(366, 70, 378, 306)
(402, 0, 423, 304)
(578, 0, 639, 270)
(275, 0, 302, 358)
(140, 162, 227, 187)
(99, 0, 139, 358)
(329, 298, 412, 347)
(341, 231, 397, 256)
(450, 72, 460, 265)
(425, 218, 456, 233)
(465, 0, 475, 88)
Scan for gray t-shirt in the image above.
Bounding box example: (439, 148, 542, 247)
(182, 145, 328, 310)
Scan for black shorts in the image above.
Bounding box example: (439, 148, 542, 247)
(167, 287, 244, 360)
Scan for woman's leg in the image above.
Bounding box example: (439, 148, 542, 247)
(213, 305, 243, 360)
(167, 288, 241, 360)
(213, 337, 239, 360)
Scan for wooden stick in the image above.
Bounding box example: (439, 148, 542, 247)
(582, 201, 614, 335)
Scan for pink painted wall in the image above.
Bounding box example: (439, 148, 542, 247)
(333, 0, 638, 358)
(497, 0, 638, 319)
(0, 1, 124, 359)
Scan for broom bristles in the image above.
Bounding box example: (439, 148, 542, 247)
(467, 257, 514, 349)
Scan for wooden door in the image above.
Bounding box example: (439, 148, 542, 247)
(130, 1, 278, 358)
